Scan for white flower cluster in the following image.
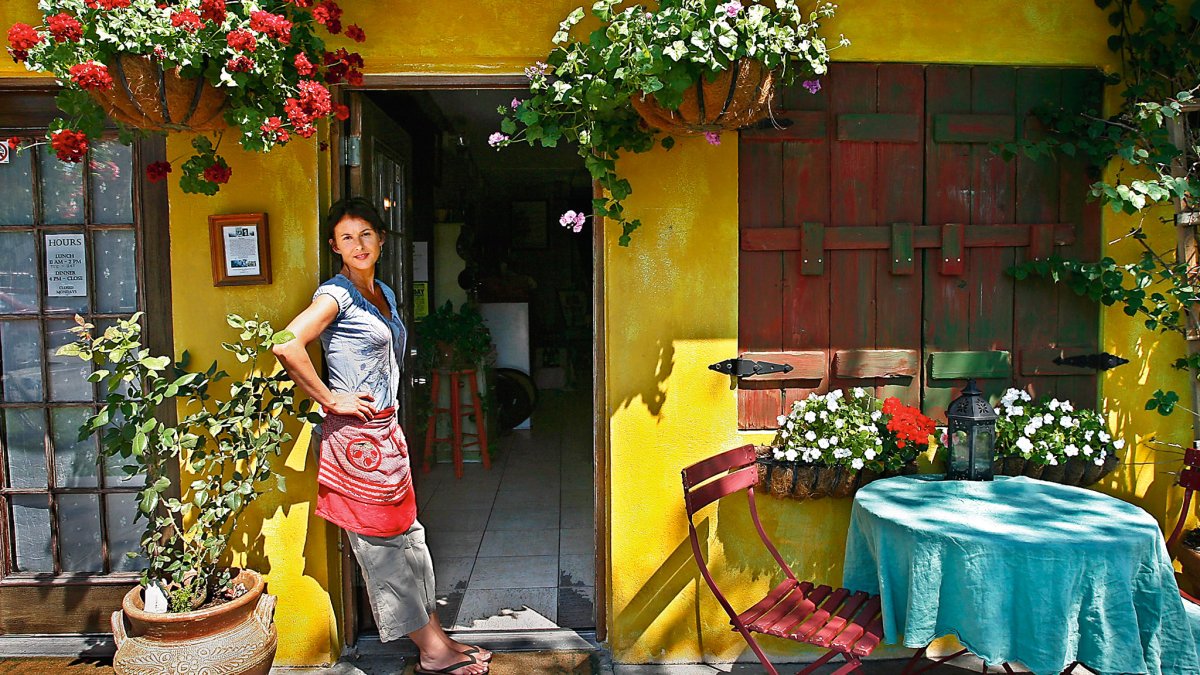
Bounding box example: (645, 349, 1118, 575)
(995, 388, 1124, 467)
(771, 388, 885, 472)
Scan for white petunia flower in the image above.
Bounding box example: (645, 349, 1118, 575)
(1098, 431, 1111, 443)
(1049, 399, 1060, 411)
(1045, 453, 1059, 466)
(1094, 457, 1105, 466)
(1042, 413, 1054, 424)
(1082, 445, 1093, 456)
(1060, 416, 1073, 429)
(1114, 439, 1126, 450)
(853, 387, 867, 398)
(1016, 437, 1034, 453)
(1011, 406, 1024, 416)
(784, 449, 799, 461)
(831, 436, 840, 446)
(851, 458, 865, 470)
(805, 431, 817, 442)
(818, 438, 830, 449)
(834, 418, 845, 429)
(777, 415, 787, 426)
(820, 411, 829, 420)
(865, 449, 877, 460)
(773, 448, 786, 459)
(1064, 444, 1079, 457)
(804, 411, 817, 423)
(871, 411, 882, 421)
(828, 399, 839, 412)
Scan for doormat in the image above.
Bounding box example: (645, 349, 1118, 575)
(405, 650, 596, 674)
(0, 658, 112, 674)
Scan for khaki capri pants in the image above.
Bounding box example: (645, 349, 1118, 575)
(346, 519, 438, 641)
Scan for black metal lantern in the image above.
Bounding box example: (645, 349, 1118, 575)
(945, 379, 997, 481)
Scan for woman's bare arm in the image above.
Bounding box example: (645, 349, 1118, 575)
(272, 295, 377, 421)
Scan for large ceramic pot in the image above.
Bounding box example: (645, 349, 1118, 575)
(111, 568, 277, 675)
(629, 58, 776, 135)
(90, 54, 227, 132)
(755, 447, 918, 500)
(991, 453, 1120, 488)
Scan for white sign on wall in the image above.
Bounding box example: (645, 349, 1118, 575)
(45, 233, 87, 297)
(0, 142, 10, 164)
(223, 225, 261, 277)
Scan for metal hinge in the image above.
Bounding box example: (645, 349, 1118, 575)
(342, 135, 362, 167)
(1053, 352, 1129, 371)
(709, 357, 793, 378)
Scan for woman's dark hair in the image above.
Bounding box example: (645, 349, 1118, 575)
(324, 197, 387, 240)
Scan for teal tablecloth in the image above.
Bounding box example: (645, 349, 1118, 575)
(842, 475, 1200, 675)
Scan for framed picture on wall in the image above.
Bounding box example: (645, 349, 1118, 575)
(510, 200, 548, 249)
(208, 213, 272, 286)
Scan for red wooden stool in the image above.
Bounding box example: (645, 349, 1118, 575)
(422, 368, 490, 479)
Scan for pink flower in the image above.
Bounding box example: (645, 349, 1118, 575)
(704, 131, 721, 146)
(487, 132, 508, 147)
(511, 98, 521, 110)
(722, 1, 743, 17)
(559, 211, 586, 232)
(803, 79, 822, 94)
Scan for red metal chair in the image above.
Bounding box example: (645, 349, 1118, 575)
(681, 444, 885, 675)
(1166, 442, 1200, 607)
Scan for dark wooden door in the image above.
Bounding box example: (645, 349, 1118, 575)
(737, 64, 1101, 429)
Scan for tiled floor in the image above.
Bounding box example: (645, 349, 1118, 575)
(414, 387, 596, 631)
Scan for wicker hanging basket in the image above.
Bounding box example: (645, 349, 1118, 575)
(755, 447, 918, 500)
(90, 54, 228, 132)
(629, 58, 776, 135)
(991, 452, 1120, 488)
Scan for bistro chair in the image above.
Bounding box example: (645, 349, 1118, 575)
(681, 444, 885, 675)
(1166, 442, 1200, 607)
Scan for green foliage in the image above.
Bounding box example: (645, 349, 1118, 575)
(57, 313, 313, 611)
(493, 0, 846, 246)
(9, 0, 363, 194)
(414, 302, 495, 373)
(1004, 0, 1200, 418)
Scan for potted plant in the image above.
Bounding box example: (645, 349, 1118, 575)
(56, 313, 313, 674)
(6, 0, 365, 194)
(415, 301, 495, 372)
(491, 0, 847, 246)
(992, 388, 1123, 486)
(758, 388, 933, 500)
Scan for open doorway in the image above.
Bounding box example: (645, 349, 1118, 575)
(337, 87, 598, 642)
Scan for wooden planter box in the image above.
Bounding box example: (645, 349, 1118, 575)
(991, 453, 1120, 488)
(755, 447, 918, 500)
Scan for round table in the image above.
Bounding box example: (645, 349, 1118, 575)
(842, 475, 1200, 675)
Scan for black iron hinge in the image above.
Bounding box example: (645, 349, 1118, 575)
(709, 357, 793, 378)
(1053, 352, 1129, 371)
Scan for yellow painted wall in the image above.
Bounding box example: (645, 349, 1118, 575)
(0, 0, 1192, 668)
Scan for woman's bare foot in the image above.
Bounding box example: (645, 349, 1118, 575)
(450, 640, 492, 663)
(416, 648, 488, 675)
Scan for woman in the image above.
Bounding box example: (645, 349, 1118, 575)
(273, 198, 491, 675)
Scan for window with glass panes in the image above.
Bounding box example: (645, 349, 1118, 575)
(0, 139, 145, 578)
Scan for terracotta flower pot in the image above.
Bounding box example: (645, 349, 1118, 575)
(90, 54, 228, 132)
(629, 58, 777, 135)
(111, 568, 277, 675)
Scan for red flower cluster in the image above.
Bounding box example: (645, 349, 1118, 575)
(226, 55, 254, 72)
(51, 129, 88, 163)
(203, 162, 232, 184)
(293, 52, 316, 76)
(69, 61, 113, 91)
(334, 104, 350, 121)
(260, 116, 290, 144)
(323, 48, 363, 85)
(84, 0, 132, 9)
(199, 0, 226, 23)
(47, 13, 82, 43)
(288, 0, 314, 8)
(882, 397, 936, 449)
(145, 161, 172, 182)
(225, 30, 256, 52)
(170, 10, 204, 33)
(7, 23, 40, 56)
(312, 0, 343, 33)
(284, 79, 332, 137)
(345, 24, 366, 43)
(249, 11, 291, 44)
(6, 137, 20, 150)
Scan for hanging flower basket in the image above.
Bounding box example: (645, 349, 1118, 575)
(756, 447, 919, 500)
(991, 453, 1120, 488)
(90, 55, 227, 133)
(629, 58, 776, 135)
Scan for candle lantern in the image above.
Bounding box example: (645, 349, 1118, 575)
(945, 379, 997, 481)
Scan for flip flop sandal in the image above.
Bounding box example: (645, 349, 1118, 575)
(414, 653, 488, 675)
(460, 647, 492, 663)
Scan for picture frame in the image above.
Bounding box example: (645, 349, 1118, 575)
(208, 213, 272, 287)
(510, 200, 548, 249)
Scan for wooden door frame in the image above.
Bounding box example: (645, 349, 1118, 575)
(329, 75, 609, 646)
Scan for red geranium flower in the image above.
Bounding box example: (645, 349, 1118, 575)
(334, 104, 350, 121)
(199, 0, 226, 23)
(345, 24, 365, 42)
(325, 19, 342, 35)
(288, 0, 313, 7)
(203, 162, 232, 184)
(170, 10, 204, 33)
(284, 79, 332, 138)
(69, 61, 114, 91)
(226, 55, 254, 72)
(260, 117, 290, 144)
(312, 0, 343, 26)
(293, 52, 316, 76)
(225, 30, 256, 52)
(145, 161, 172, 182)
(249, 11, 291, 44)
(50, 129, 89, 163)
(6, 137, 20, 150)
(46, 13, 83, 43)
(347, 69, 363, 86)
(85, 0, 132, 9)
(7, 23, 41, 51)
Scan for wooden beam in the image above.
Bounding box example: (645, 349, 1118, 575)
(741, 223, 1075, 252)
(834, 349, 919, 378)
(836, 113, 921, 143)
(928, 351, 1012, 379)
